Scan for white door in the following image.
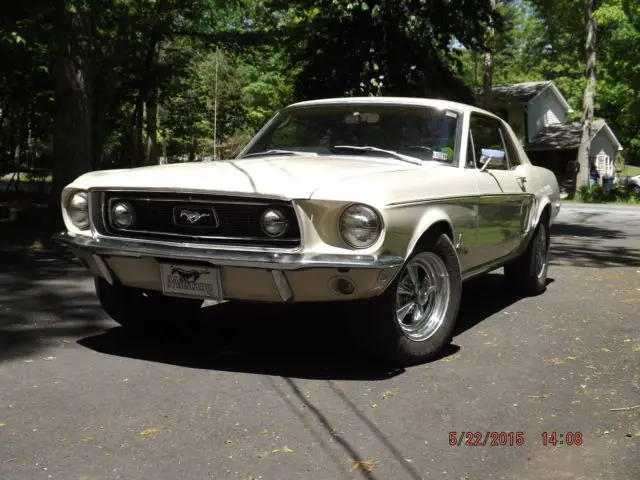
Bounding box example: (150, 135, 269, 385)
(466, 114, 535, 268)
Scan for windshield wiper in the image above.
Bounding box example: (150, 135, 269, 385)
(241, 149, 317, 158)
(332, 145, 422, 166)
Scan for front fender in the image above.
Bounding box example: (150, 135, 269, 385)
(382, 202, 464, 260)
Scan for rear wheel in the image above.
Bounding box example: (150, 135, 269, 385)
(631, 184, 640, 197)
(349, 233, 462, 366)
(95, 277, 203, 332)
(504, 215, 550, 296)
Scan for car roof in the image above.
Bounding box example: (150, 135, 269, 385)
(285, 96, 499, 118)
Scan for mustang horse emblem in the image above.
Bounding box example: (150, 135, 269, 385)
(170, 267, 207, 283)
(179, 209, 211, 224)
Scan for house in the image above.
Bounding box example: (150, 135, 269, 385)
(482, 81, 623, 192)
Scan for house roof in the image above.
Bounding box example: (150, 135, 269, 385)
(526, 119, 623, 151)
(482, 81, 573, 113)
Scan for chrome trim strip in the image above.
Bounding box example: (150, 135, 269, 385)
(271, 270, 293, 301)
(52, 232, 405, 271)
(385, 192, 536, 208)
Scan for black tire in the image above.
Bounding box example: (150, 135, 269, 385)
(94, 276, 204, 332)
(632, 184, 640, 197)
(504, 214, 550, 296)
(348, 232, 463, 367)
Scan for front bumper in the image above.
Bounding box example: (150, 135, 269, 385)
(52, 232, 405, 302)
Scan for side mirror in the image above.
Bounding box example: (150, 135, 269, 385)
(479, 148, 506, 171)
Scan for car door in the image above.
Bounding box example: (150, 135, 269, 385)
(466, 113, 534, 267)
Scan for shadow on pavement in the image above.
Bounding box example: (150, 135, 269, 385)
(78, 273, 535, 380)
(0, 214, 109, 361)
(551, 222, 640, 268)
(453, 272, 553, 336)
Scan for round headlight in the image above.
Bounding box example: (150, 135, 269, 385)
(339, 204, 382, 249)
(67, 191, 89, 229)
(261, 209, 288, 237)
(111, 201, 135, 229)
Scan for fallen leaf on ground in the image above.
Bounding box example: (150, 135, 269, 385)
(282, 446, 294, 453)
(0, 423, 6, 427)
(31, 240, 42, 251)
(633, 344, 640, 352)
(602, 348, 611, 352)
(42, 356, 56, 361)
(83, 436, 94, 441)
(382, 391, 396, 399)
(139, 428, 160, 436)
(370, 403, 378, 408)
(257, 451, 268, 458)
(352, 460, 376, 472)
(405, 458, 413, 463)
(23, 360, 33, 364)
(566, 356, 577, 360)
(442, 355, 459, 362)
(545, 357, 565, 365)
(624, 339, 632, 343)
(224, 439, 234, 445)
(259, 429, 268, 435)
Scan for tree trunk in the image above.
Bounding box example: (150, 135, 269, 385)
(133, 92, 144, 166)
(576, 0, 597, 190)
(483, 0, 497, 111)
(51, 5, 92, 210)
(144, 85, 159, 165)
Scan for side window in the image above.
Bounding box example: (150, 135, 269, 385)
(500, 125, 522, 168)
(468, 115, 509, 171)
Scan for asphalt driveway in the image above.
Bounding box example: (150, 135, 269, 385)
(1, 203, 638, 480)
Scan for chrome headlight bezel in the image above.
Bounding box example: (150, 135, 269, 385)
(338, 203, 383, 249)
(67, 191, 90, 230)
(261, 208, 289, 238)
(110, 200, 136, 229)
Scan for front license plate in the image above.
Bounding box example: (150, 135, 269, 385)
(160, 263, 222, 300)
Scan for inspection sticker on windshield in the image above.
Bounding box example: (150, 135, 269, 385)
(433, 151, 448, 161)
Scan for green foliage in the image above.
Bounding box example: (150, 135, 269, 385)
(577, 184, 640, 204)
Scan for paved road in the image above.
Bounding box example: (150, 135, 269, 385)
(1, 204, 638, 480)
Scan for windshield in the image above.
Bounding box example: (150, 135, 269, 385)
(239, 104, 461, 165)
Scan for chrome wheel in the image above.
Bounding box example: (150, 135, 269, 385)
(395, 253, 450, 342)
(533, 223, 548, 278)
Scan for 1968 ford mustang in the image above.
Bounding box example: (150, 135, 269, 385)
(53, 97, 561, 366)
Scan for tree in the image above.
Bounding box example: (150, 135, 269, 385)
(576, 0, 597, 188)
(483, 0, 497, 110)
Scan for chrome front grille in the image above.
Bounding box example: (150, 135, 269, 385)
(91, 191, 301, 248)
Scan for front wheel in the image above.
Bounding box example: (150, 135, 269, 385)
(348, 233, 463, 366)
(94, 277, 204, 332)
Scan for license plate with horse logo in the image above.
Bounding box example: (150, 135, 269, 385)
(160, 263, 222, 299)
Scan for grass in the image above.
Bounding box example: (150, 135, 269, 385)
(0, 173, 53, 183)
(622, 165, 640, 177)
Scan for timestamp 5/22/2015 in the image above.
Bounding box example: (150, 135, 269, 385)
(541, 432, 583, 446)
(449, 432, 525, 447)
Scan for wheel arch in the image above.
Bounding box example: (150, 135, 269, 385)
(405, 208, 455, 259)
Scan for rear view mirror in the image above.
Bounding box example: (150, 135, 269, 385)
(479, 148, 506, 171)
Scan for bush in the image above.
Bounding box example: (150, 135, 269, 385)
(576, 184, 640, 204)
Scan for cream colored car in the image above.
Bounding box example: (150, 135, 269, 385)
(53, 97, 561, 366)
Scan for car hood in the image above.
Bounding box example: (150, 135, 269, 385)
(68, 155, 419, 199)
